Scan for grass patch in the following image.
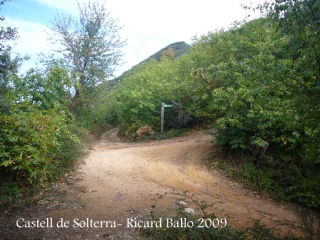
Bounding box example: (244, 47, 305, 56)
(0, 176, 42, 212)
(208, 149, 289, 202)
(0, 181, 20, 209)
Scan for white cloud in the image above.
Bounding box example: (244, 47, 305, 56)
(3, 18, 55, 73)
(104, 0, 265, 75)
(9, 0, 266, 76)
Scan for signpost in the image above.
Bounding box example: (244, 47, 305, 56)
(161, 102, 174, 132)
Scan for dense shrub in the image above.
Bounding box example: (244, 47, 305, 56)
(0, 104, 80, 185)
(106, 57, 199, 138)
(191, 18, 320, 209)
(0, 62, 86, 209)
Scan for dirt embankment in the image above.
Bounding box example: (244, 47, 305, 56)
(0, 129, 302, 239)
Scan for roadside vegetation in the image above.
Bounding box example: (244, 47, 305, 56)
(0, 0, 319, 238)
(0, 0, 124, 208)
(96, 1, 319, 212)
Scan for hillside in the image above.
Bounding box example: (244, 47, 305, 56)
(142, 41, 191, 62)
(108, 41, 191, 86)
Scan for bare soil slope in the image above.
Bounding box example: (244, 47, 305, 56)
(0, 129, 301, 239)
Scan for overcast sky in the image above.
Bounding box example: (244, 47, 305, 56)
(1, 0, 265, 77)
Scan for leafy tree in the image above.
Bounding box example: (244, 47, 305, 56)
(105, 56, 197, 138)
(160, 47, 175, 60)
(143, 41, 191, 62)
(0, 0, 18, 55)
(49, 0, 126, 96)
(191, 18, 290, 152)
(257, 0, 320, 103)
(191, 15, 320, 208)
(0, 0, 22, 114)
(0, 2, 85, 207)
(13, 62, 75, 110)
(254, 0, 320, 208)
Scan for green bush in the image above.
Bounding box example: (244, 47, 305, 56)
(0, 181, 20, 208)
(0, 104, 80, 185)
(106, 57, 199, 138)
(190, 18, 320, 210)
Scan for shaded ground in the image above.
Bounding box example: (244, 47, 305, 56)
(0, 129, 302, 239)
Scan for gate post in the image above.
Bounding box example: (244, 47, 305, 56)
(161, 102, 164, 132)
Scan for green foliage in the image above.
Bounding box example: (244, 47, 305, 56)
(0, 44, 84, 206)
(74, 83, 116, 136)
(111, 41, 191, 86)
(0, 181, 20, 208)
(13, 64, 74, 110)
(106, 56, 198, 138)
(192, 19, 287, 151)
(239, 163, 284, 197)
(0, 61, 83, 185)
(0, 0, 22, 114)
(48, 121, 85, 176)
(143, 41, 191, 62)
(50, 0, 126, 91)
(0, 104, 80, 185)
(190, 17, 319, 209)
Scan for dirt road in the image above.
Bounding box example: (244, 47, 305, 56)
(0, 129, 301, 239)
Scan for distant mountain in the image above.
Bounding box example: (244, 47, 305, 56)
(142, 41, 191, 62)
(108, 41, 191, 86)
